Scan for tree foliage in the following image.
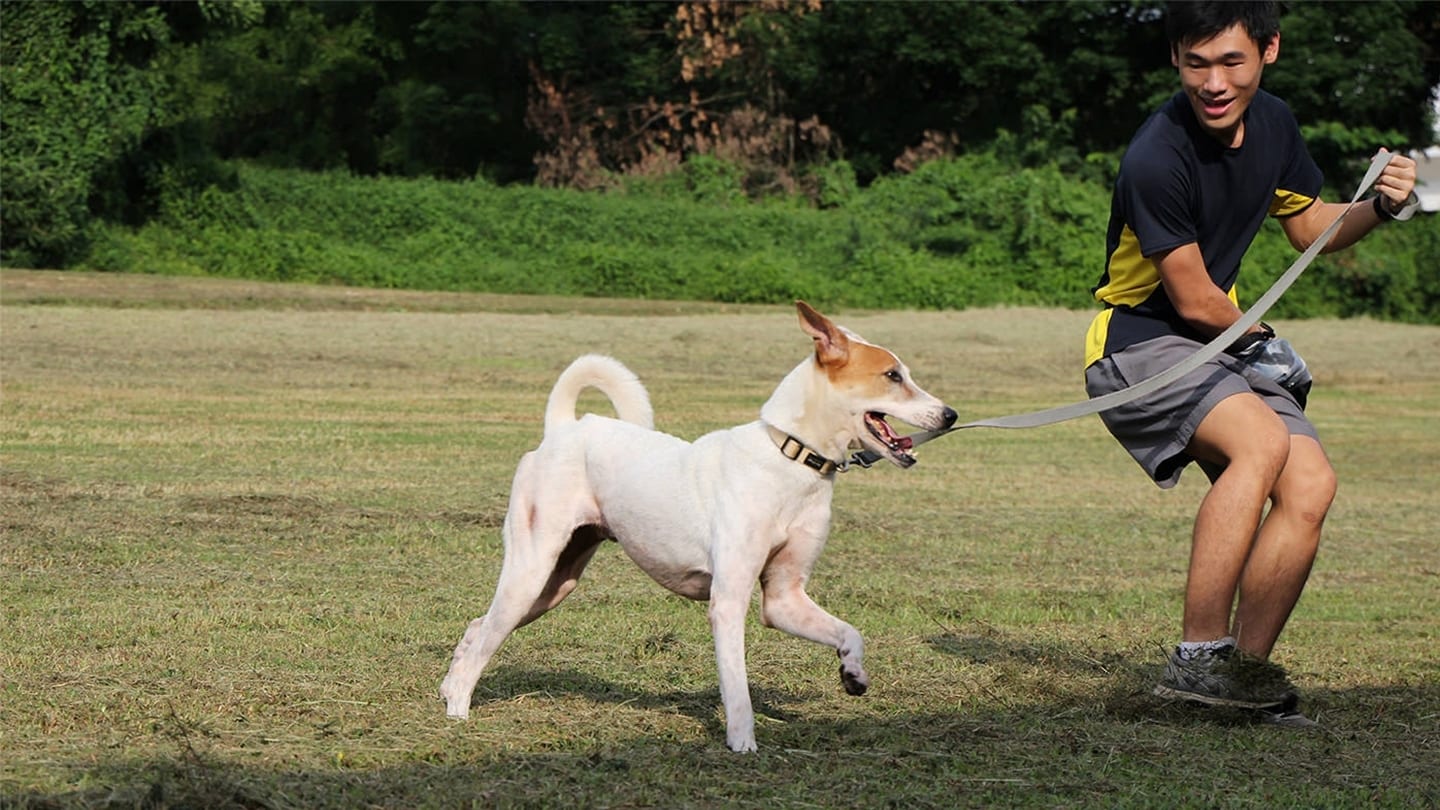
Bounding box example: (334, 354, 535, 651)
(0, 1, 171, 266)
(2, 0, 1438, 276)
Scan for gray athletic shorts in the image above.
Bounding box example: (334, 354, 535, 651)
(1084, 335, 1318, 489)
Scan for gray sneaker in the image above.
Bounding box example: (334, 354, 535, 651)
(1153, 643, 1297, 709)
(1255, 693, 1320, 729)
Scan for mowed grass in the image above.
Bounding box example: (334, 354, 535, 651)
(2, 269, 1437, 809)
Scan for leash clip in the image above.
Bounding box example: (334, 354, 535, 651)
(846, 449, 880, 469)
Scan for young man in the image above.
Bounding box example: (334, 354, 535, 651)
(1084, 1, 1418, 724)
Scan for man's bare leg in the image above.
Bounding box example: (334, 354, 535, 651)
(1183, 392, 1290, 645)
(1231, 435, 1334, 657)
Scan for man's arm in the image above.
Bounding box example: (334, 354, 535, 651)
(1152, 243, 1255, 340)
(1280, 152, 1418, 253)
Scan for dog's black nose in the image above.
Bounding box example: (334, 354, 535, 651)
(941, 406, 958, 427)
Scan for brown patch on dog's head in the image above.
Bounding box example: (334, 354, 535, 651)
(789, 301, 952, 468)
(836, 341, 907, 396)
(795, 301, 903, 391)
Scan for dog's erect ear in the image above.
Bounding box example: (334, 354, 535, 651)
(796, 300, 849, 367)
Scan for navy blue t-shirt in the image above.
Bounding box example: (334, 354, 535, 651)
(1084, 89, 1323, 367)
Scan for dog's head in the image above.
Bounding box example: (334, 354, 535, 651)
(794, 301, 957, 468)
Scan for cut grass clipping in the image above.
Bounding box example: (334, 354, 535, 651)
(2, 270, 1437, 809)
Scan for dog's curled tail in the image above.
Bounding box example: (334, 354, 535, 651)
(544, 354, 655, 434)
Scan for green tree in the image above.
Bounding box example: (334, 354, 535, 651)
(1, 1, 171, 266)
(160, 2, 390, 173)
(1265, 1, 1440, 188)
(5, 0, 1437, 270)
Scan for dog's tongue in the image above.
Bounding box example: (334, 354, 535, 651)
(868, 412, 913, 450)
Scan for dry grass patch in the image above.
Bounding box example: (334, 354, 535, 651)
(2, 270, 1437, 808)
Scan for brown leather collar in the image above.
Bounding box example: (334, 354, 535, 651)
(765, 425, 841, 476)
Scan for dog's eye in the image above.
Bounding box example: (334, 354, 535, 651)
(885, 369, 903, 384)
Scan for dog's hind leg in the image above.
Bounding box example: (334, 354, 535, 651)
(440, 527, 605, 718)
(440, 481, 605, 719)
(759, 556, 869, 697)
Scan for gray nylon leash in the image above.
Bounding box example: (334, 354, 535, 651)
(850, 149, 1399, 469)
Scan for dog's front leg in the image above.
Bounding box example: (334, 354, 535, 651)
(761, 582, 869, 697)
(760, 543, 869, 697)
(708, 567, 760, 753)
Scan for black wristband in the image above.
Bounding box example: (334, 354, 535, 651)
(1225, 322, 1274, 357)
(1374, 195, 1396, 222)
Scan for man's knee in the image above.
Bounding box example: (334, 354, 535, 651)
(1192, 393, 1291, 477)
(1247, 419, 1293, 472)
(1276, 443, 1337, 525)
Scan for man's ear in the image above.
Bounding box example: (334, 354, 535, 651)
(795, 300, 849, 367)
(1263, 32, 1280, 64)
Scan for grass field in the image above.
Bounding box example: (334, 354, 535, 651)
(2, 269, 1437, 809)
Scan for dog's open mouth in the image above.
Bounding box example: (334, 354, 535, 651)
(864, 411, 916, 466)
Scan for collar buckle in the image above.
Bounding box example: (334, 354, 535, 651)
(776, 432, 843, 476)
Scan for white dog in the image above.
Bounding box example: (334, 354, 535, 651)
(440, 301, 956, 752)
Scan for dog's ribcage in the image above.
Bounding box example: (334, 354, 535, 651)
(552, 416, 832, 600)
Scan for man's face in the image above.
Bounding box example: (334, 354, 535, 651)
(1171, 23, 1279, 147)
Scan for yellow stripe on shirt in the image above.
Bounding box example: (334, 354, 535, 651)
(1086, 224, 1241, 368)
(1269, 188, 1317, 217)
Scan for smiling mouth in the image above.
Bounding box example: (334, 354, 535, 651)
(864, 412, 916, 465)
(1200, 96, 1233, 116)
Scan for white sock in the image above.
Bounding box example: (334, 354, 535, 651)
(1177, 636, 1235, 660)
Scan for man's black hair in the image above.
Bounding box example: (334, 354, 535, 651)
(1165, 1, 1281, 52)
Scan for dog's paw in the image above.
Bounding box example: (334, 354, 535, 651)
(440, 684, 472, 719)
(839, 664, 869, 696)
(725, 716, 757, 753)
(726, 735, 758, 753)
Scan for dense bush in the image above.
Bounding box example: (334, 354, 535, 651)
(7, 0, 1434, 319)
(0, 2, 171, 267)
(81, 155, 1438, 323)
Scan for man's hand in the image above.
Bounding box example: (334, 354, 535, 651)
(1236, 332, 1313, 410)
(1373, 149, 1418, 216)
(1282, 148, 1421, 250)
